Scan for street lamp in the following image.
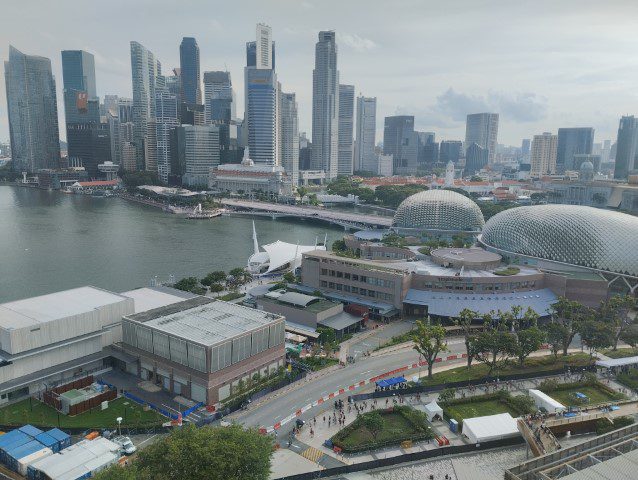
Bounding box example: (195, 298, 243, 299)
(116, 417, 123, 436)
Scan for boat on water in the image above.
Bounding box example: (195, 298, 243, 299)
(247, 221, 326, 275)
(186, 203, 223, 219)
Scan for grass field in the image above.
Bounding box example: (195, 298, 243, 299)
(0, 397, 165, 429)
(419, 353, 593, 387)
(601, 348, 638, 359)
(445, 399, 520, 423)
(542, 385, 622, 407)
(338, 411, 415, 445)
(617, 370, 638, 390)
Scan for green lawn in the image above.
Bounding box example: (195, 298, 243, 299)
(542, 385, 622, 407)
(601, 348, 638, 359)
(0, 397, 165, 429)
(420, 353, 593, 387)
(617, 369, 638, 390)
(445, 399, 521, 423)
(339, 411, 414, 445)
(219, 292, 245, 301)
(299, 356, 339, 372)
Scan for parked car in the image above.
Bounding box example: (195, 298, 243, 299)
(112, 436, 136, 455)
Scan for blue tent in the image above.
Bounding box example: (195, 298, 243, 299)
(375, 376, 406, 388)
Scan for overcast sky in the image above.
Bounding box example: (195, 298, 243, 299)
(2, 0, 637, 146)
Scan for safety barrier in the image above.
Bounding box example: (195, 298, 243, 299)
(123, 392, 179, 420)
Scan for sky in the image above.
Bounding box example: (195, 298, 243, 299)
(1, 0, 638, 147)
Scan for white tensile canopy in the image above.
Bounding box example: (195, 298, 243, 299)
(462, 413, 520, 444)
(529, 389, 566, 413)
(423, 401, 444, 421)
(262, 241, 323, 273)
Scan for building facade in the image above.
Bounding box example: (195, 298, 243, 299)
(337, 84, 354, 176)
(465, 143, 489, 176)
(383, 116, 418, 175)
(172, 125, 220, 187)
(465, 113, 499, 164)
(530, 132, 558, 177)
(4, 46, 60, 172)
(154, 83, 180, 183)
(279, 91, 299, 186)
(311, 31, 339, 180)
(614, 115, 638, 180)
(355, 96, 377, 173)
(440, 140, 463, 165)
(556, 127, 594, 173)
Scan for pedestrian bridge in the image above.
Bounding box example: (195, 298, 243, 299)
(221, 199, 394, 230)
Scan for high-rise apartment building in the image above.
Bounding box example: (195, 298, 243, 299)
(556, 127, 594, 172)
(244, 24, 278, 166)
(4, 46, 60, 172)
(130, 41, 161, 172)
(614, 116, 638, 180)
(355, 96, 376, 173)
(439, 140, 463, 164)
(154, 79, 180, 183)
(530, 132, 558, 177)
(465, 113, 499, 163)
(383, 116, 418, 175)
(311, 31, 339, 179)
(62, 50, 111, 178)
(337, 84, 354, 176)
(279, 91, 299, 186)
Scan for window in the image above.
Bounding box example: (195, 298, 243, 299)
(336, 271, 343, 278)
(321, 281, 327, 287)
(352, 287, 359, 294)
(360, 275, 367, 283)
(328, 282, 335, 289)
(336, 284, 343, 291)
(368, 290, 376, 297)
(330, 270, 336, 277)
(344, 273, 351, 280)
(352, 274, 359, 281)
(321, 269, 327, 275)
(344, 285, 351, 292)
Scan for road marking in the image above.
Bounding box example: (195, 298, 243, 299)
(301, 446, 324, 463)
(137, 434, 158, 447)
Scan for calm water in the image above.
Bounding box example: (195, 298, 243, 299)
(0, 186, 342, 302)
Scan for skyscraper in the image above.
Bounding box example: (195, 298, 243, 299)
(311, 31, 339, 179)
(279, 91, 299, 186)
(530, 132, 558, 177)
(355, 96, 376, 174)
(244, 24, 278, 165)
(556, 127, 594, 172)
(204, 71, 235, 123)
(171, 125, 220, 187)
(383, 116, 418, 175)
(521, 139, 531, 159)
(4, 46, 60, 172)
(62, 50, 110, 178)
(337, 84, 354, 176)
(465, 143, 488, 176)
(417, 132, 438, 170)
(179, 37, 201, 105)
(130, 41, 161, 172)
(614, 116, 638, 180)
(246, 24, 275, 70)
(439, 140, 463, 164)
(465, 113, 499, 163)
(154, 77, 180, 183)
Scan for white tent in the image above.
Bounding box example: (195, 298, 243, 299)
(462, 413, 520, 444)
(529, 389, 566, 413)
(423, 401, 444, 421)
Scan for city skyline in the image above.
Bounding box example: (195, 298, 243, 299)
(2, 0, 637, 147)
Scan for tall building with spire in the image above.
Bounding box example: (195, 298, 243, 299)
(311, 31, 339, 179)
(355, 96, 376, 173)
(130, 41, 161, 171)
(4, 46, 60, 172)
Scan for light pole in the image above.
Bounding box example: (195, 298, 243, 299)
(116, 417, 123, 436)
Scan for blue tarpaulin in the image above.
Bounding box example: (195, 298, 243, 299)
(575, 392, 588, 399)
(375, 376, 406, 388)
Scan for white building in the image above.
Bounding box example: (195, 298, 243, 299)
(355, 96, 377, 173)
(377, 153, 393, 177)
(531, 132, 558, 178)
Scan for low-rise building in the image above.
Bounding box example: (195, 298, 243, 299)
(120, 297, 286, 404)
(36, 168, 88, 190)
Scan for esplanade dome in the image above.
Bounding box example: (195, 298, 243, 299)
(393, 189, 485, 232)
(480, 204, 638, 277)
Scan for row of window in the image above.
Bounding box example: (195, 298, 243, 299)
(421, 280, 537, 292)
(320, 281, 394, 302)
(320, 269, 395, 288)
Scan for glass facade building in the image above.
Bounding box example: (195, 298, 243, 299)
(4, 46, 60, 172)
(480, 205, 638, 278)
(556, 127, 594, 173)
(393, 190, 485, 233)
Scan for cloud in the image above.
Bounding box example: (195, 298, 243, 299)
(337, 33, 377, 52)
(427, 87, 547, 125)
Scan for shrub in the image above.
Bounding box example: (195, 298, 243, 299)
(539, 378, 560, 392)
(596, 416, 634, 435)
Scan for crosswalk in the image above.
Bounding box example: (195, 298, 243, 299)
(300, 446, 323, 463)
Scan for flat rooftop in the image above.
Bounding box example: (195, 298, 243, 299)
(431, 247, 502, 264)
(126, 297, 283, 347)
(120, 286, 198, 313)
(0, 286, 128, 330)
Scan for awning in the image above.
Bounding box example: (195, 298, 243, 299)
(403, 288, 557, 318)
(375, 376, 406, 388)
(596, 356, 638, 368)
(318, 312, 363, 331)
(262, 241, 322, 273)
(293, 285, 396, 315)
(285, 322, 320, 339)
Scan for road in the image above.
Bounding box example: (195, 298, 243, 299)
(231, 337, 470, 433)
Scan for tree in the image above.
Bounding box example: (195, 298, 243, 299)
(93, 467, 138, 480)
(620, 324, 638, 349)
(438, 388, 456, 404)
(599, 295, 637, 350)
(174, 277, 200, 293)
(530, 192, 546, 205)
(227, 267, 252, 290)
(332, 239, 347, 252)
(209, 283, 224, 295)
(455, 308, 478, 368)
(513, 327, 545, 366)
(282, 271, 296, 284)
(469, 329, 516, 375)
(201, 270, 227, 286)
(94, 424, 273, 480)
(296, 186, 308, 200)
(545, 322, 567, 359)
(362, 411, 385, 440)
(411, 321, 448, 379)
(580, 320, 614, 357)
(550, 297, 588, 356)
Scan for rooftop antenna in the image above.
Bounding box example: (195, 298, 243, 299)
(252, 220, 259, 255)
